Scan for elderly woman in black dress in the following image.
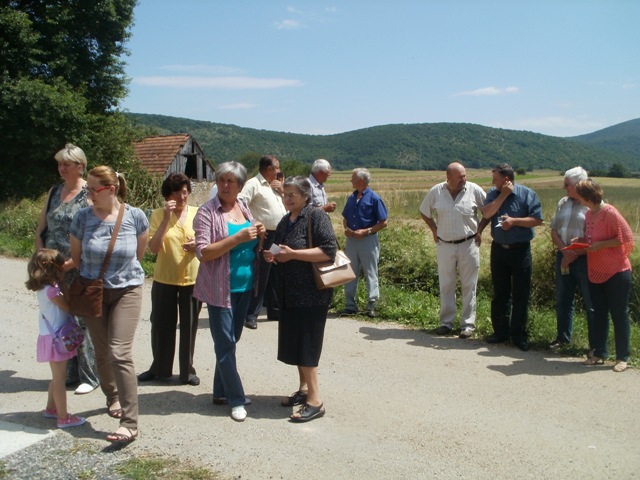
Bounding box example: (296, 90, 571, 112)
(263, 176, 337, 422)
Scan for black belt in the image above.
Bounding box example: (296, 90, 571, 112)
(493, 241, 530, 249)
(438, 234, 476, 244)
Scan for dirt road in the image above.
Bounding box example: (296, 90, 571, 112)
(1, 256, 639, 479)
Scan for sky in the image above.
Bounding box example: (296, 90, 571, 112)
(121, 1, 639, 138)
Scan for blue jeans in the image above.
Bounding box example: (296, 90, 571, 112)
(555, 252, 595, 346)
(207, 291, 252, 408)
(589, 270, 632, 361)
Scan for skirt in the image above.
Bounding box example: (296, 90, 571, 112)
(37, 334, 78, 363)
(278, 305, 328, 367)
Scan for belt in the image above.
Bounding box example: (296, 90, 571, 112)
(438, 234, 476, 244)
(493, 241, 530, 249)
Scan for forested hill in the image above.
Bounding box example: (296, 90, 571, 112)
(126, 113, 640, 172)
(568, 118, 640, 159)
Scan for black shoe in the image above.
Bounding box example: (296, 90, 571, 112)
(458, 328, 474, 339)
(514, 340, 530, 351)
(487, 335, 508, 344)
(366, 309, 377, 318)
(137, 370, 155, 382)
(281, 390, 308, 407)
(181, 374, 200, 386)
(338, 309, 357, 316)
(434, 325, 452, 336)
(244, 319, 257, 330)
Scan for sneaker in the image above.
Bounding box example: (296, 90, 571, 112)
(434, 325, 452, 336)
(42, 407, 57, 419)
(231, 405, 247, 422)
(366, 309, 377, 318)
(459, 328, 473, 339)
(74, 383, 98, 395)
(57, 414, 86, 429)
(549, 340, 565, 349)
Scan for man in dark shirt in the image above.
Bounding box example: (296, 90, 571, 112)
(481, 163, 543, 351)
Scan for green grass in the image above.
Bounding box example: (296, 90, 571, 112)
(115, 456, 222, 480)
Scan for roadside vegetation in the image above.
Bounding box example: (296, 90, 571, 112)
(2, 168, 638, 366)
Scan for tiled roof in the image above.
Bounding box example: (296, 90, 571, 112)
(133, 134, 191, 174)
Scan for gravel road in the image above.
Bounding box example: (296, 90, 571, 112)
(1, 255, 639, 479)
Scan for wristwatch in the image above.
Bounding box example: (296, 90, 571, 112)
(367, 228, 373, 236)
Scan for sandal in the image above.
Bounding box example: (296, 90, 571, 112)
(582, 356, 605, 366)
(290, 403, 325, 423)
(107, 399, 123, 419)
(106, 427, 138, 443)
(281, 390, 308, 407)
(613, 361, 628, 373)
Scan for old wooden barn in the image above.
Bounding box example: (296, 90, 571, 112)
(133, 134, 215, 181)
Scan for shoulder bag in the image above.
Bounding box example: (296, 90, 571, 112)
(39, 185, 57, 245)
(307, 212, 356, 290)
(43, 314, 85, 355)
(67, 204, 125, 318)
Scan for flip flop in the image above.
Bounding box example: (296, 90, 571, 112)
(290, 403, 325, 422)
(106, 427, 138, 443)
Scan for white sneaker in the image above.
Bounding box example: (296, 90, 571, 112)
(74, 383, 98, 395)
(231, 405, 247, 422)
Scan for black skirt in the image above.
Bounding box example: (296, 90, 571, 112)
(277, 305, 328, 367)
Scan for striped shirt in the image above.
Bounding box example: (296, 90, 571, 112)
(193, 196, 255, 307)
(550, 196, 588, 245)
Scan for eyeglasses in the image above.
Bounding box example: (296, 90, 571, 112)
(283, 193, 300, 199)
(86, 185, 110, 194)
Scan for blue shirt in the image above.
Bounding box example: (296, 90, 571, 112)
(70, 204, 149, 288)
(341, 188, 388, 230)
(228, 220, 258, 293)
(485, 183, 542, 244)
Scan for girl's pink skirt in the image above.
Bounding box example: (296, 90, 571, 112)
(37, 334, 78, 363)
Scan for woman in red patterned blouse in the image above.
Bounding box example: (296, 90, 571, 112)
(574, 179, 634, 372)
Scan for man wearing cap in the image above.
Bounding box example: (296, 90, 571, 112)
(308, 159, 337, 213)
(420, 162, 486, 339)
(481, 163, 543, 351)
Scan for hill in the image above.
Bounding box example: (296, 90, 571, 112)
(568, 118, 640, 158)
(126, 113, 640, 172)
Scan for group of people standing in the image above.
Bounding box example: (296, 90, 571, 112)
(30, 147, 632, 444)
(421, 162, 633, 372)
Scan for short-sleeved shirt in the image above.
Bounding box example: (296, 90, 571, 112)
(550, 196, 588, 246)
(342, 188, 388, 230)
(150, 206, 199, 286)
(419, 181, 486, 241)
(485, 183, 542, 244)
(70, 204, 149, 288)
(308, 174, 328, 207)
(37, 284, 69, 335)
(238, 173, 286, 230)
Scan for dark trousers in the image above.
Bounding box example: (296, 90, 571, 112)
(490, 242, 532, 343)
(589, 270, 632, 361)
(149, 281, 200, 381)
(246, 230, 279, 321)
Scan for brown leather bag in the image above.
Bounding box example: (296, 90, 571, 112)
(67, 204, 124, 318)
(307, 213, 356, 290)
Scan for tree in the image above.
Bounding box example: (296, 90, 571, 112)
(0, 0, 138, 199)
(608, 162, 629, 178)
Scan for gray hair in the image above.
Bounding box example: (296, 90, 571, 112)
(216, 161, 247, 189)
(284, 175, 312, 205)
(54, 143, 87, 173)
(311, 158, 331, 174)
(352, 167, 371, 185)
(564, 166, 588, 186)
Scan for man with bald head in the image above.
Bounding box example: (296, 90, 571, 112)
(420, 162, 486, 338)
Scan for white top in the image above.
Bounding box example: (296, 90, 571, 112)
(238, 173, 286, 230)
(308, 173, 328, 207)
(37, 284, 69, 335)
(419, 181, 486, 241)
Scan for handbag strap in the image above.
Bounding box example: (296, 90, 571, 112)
(307, 212, 314, 249)
(42, 314, 59, 338)
(98, 203, 125, 280)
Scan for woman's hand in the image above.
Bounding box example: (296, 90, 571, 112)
(236, 224, 259, 243)
(163, 199, 177, 216)
(254, 221, 266, 239)
(272, 244, 296, 263)
(263, 250, 277, 264)
(182, 236, 195, 252)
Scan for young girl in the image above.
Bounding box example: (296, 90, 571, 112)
(26, 249, 86, 428)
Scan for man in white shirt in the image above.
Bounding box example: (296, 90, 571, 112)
(419, 162, 486, 338)
(238, 155, 287, 329)
(307, 159, 337, 212)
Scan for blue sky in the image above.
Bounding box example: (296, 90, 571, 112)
(121, 1, 639, 138)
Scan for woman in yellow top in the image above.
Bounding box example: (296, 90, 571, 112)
(138, 173, 202, 385)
